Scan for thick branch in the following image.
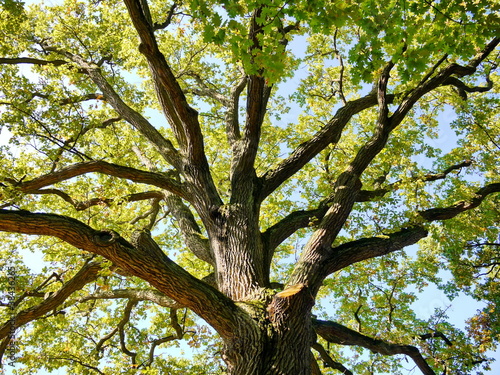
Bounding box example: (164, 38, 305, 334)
(325, 226, 429, 275)
(420, 183, 500, 221)
(0, 261, 103, 340)
(3, 160, 188, 200)
(313, 319, 436, 375)
(0, 57, 67, 66)
(0, 209, 248, 339)
(123, 0, 205, 165)
(259, 92, 394, 201)
(263, 159, 473, 261)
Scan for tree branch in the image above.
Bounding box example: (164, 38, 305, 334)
(357, 159, 473, 202)
(259, 92, 394, 201)
(26, 189, 163, 211)
(325, 226, 429, 275)
(0, 261, 103, 340)
(48, 355, 106, 375)
(313, 319, 436, 375)
(263, 159, 473, 260)
(142, 308, 185, 367)
(117, 300, 138, 364)
(0, 209, 249, 340)
(75, 288, 182, 308)
(2, 160, 188, 200)
(312, 342, 353, 375)
(40, 44, 182, 168)
(163, 192, 213, 265)
(123, 0, 206, 165)
(391, 37, 500, 126)
(442, 75, 493, 100)
(153, 2, 178, 31)
(226, 74, 246, 145)
(131, 145, 213, 264)
(419, 182, 500, 221)
(0, 57, 68, 66)
(184, 71, 230, 105)
(259, 36, 498, 202)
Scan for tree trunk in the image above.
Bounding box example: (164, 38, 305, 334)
(222, 284, 316, 374)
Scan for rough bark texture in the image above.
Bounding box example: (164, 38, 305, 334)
(0, 0, 498, 372)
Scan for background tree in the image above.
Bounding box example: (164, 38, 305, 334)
(0, 0, 499, 373)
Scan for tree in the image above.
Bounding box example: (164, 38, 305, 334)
(0, 0, 499, 373)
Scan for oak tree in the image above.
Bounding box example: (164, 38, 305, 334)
(0, 0, 499, 373)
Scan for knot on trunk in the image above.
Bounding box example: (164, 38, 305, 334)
(93, 230, 119, 246)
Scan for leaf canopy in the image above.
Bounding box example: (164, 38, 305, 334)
(0, 0, 499, 373)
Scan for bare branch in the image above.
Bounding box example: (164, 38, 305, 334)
(131, 145, 213, 264)
(265, 157, 473, 261)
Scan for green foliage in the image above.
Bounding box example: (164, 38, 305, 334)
(0, 0, 498, 373)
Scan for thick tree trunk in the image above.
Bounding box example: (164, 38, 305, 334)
(222, 284, 316, 375)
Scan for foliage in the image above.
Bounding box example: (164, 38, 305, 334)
(0, 0, 499, 373)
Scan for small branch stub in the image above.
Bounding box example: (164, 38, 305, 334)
(267, 284, 314, 326)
